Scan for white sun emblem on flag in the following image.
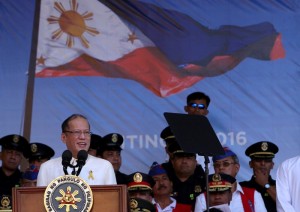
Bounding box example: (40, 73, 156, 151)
(47, 0, 99, 48)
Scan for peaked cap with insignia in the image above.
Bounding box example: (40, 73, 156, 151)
(0, 134, 29, 154)
(23, 142, 55, 161)
(98, 133, 123, 155)
(129, 198, 156, 212)
(127, 172, 155, 191)
(245, 141, 279, 159)
(208, 173, 236, 192)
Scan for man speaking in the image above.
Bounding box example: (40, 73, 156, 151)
(37, 114, 116, 186)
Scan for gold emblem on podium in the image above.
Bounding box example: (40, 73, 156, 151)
(44, 175, 93, 212)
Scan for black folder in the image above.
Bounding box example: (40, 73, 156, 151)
(163, 112, 224, 156)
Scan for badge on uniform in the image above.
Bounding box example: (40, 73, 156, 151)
(0, 195, 11, 210)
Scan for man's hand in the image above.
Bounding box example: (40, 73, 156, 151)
(253, 168, 269, 187)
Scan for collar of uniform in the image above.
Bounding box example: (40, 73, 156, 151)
(235, 181, 244, 194)
(152, 197, 176, 210)
(70, 154, 91, 165)
(70, 157, 77, 166)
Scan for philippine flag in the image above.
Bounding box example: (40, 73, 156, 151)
(35, 0, 285, 97)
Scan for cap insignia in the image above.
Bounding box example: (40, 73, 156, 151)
(133, 173, 143, 183)
(13, 135, 19, 143)
(261, 142, 268, 151)
(212, 174, 221, 182)
(31, 144, 38, 153)
(111, 134, 118, 143)
(130, 199, 138, 209)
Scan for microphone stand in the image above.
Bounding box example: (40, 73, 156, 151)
(204, 154, 210, 212)
(71, 165, 77, 175)
(76, 164, 83, 176)
(63, 165, 68, 175)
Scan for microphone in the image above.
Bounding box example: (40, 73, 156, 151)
(76, 150, 88, 176)
(62, 150, 72, 175)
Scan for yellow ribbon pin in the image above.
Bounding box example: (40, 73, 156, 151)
(88, 170, 94, 180)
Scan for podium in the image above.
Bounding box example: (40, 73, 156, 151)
(12, 185, 128, 212)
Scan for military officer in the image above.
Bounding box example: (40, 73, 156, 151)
(0, 134, 29, 210)
(97, 133, 128, 184)
(240, 141, 279, 212)
(127, 172, 155, 202)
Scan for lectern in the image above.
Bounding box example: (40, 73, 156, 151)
(12, 185, 128, 212)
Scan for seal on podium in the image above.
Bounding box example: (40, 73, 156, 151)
(44, 175, 93, 212)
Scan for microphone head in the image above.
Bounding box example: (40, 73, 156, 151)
(77, 150, 88, 166)
(62, 150, 72, 166)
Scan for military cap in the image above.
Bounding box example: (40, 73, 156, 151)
(129, 198, 156, 212)
(0, 134, 29, 154)
(148, 161, 167, 177)
(168, 140, 196, 157)
(160, 126, 175, 146)
(98, 133, 123, 153)
(212, 147, 237, 162)
(208, 173, 236, 192)
(245, 141, 279, 159)
(161, 127, 195, 157)
(90, 134, 102, 150)
(24, 142, 55, 161)
(127, 172, 155, 191)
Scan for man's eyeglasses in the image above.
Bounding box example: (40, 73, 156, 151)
(64, 130, 92, 137)
(213, 161, 236, 168)
(188, 103, 206, 109)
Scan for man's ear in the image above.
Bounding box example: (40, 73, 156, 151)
(184, 106, 188, 113)
(249, 161, 253, 168)
(61, 133, 67, 144)
(270, 161, 274, 170)
(204, 109, 209, 116)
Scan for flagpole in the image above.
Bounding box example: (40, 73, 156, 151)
(21, 0, 41, 171)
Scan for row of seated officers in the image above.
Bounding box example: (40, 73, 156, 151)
(0, 128, 278, 211)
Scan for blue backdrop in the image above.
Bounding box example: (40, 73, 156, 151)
(0, 0, 299, 181)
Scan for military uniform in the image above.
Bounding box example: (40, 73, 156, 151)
(195, 173, 235, 211)
(240, 141, 279, 212)
(240, 176, 276, 212)
(0, 134, 29, 210)
(98, 133, 128, 184)
(115, 170, 128, 185)
(160, 127, 205, 208)
(168, 169, 204, 206)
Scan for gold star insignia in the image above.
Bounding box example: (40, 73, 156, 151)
(128, 32, 138, 44)
(36, 55, 46, 65)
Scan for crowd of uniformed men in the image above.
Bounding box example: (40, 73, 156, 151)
(0, 92, 280, 211)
